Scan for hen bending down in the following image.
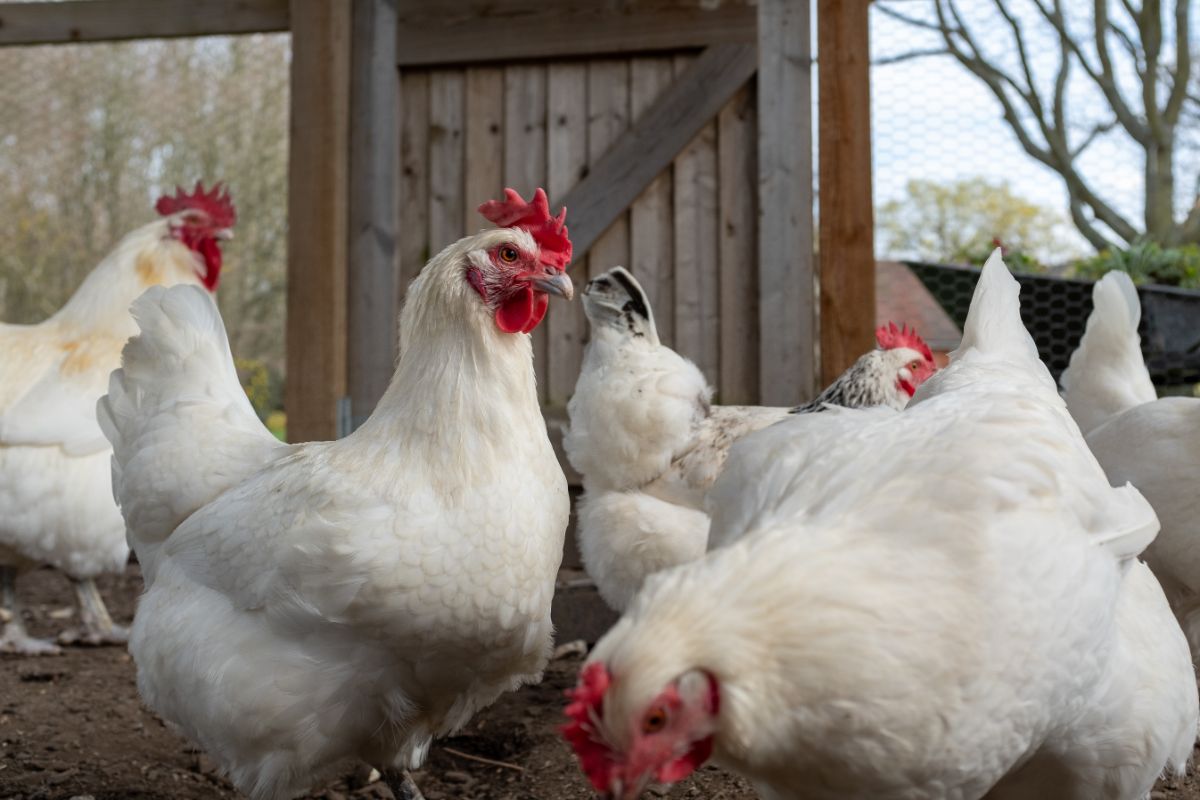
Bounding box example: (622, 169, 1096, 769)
(0, 183, 233, 654)
(1062, 270, 1200, 652)
(97, 188, 574, 800)
(563, 251, 1197, 800)
(565, 267, 936, 610)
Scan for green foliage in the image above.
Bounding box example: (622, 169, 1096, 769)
(1071, 242, 1200, 289)
(234, 358, 281, 421)
(0, 35, 289, 384)
(265, 411, 287, 442)
(877, 177, 1082, 267)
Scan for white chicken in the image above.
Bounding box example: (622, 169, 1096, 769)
(564, 266, 937, 610)
(0, 183, 233, 654)
(97, 188, 574, 800)
(563, 251, 1197, 800)
(1062, 270, 1200, 651)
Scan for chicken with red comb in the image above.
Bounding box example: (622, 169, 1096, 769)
(565, 252, 1195, 800)
(97, 188, 574, 800)
(0, 184, 234, 654)
(564, 264, 940, 614)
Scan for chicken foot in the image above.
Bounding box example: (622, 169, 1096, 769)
(57, 577, 129, 646)
(0, 565, 61, 656)
(381, 769, 426, 800)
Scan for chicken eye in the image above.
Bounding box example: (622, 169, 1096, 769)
(498, 246, 520, 264)
(642, 707, 669, 734)
(908, 360, 922, 371)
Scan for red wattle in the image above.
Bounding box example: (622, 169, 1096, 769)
(197, 236, 223, 290)
(496, 286, 549, 334)
(656, 736, 713, 783)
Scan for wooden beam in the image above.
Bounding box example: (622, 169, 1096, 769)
(347, 0, 399, 431)
(559, 43, 757, 263)
(396, 0, 755, 67)
(0, 0, 288, 46)
(286, 0, 351, 442)
(758, 0, 816, 404)
(818, 0, 875, 386)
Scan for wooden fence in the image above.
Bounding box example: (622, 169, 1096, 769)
(0, 0, 877, 446)
(397, 58, 761, 410)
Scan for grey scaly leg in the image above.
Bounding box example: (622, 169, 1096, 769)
(382, 769, 426, 800)
(0, 565, 61, 656)
(58, 577, 128, 646)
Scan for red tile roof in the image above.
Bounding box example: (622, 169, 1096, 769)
(876, 260, 961, 355)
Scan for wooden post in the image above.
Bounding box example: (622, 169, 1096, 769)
(817, 0, 875, 385)
(347, 0, 399, 431)
(758, 0, 816, 404)
(286, 0, 351, 442)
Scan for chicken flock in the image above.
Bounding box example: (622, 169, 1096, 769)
(1, 182, 1198, 800)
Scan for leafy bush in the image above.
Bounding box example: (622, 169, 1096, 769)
(234, 358, 282, 421)
(1071, 241, 1200, 289)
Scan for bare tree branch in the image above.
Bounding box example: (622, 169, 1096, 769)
(931, 0, 1141, 245)
(1094, 0, 1152, 143)
(872, 48, 949, 66)
(1070, 119, 1119, 158)
(874, 4, 944, 32)
(1163, 0, 1192, 125)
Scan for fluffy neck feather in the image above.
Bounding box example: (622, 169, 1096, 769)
(52, 219, 200, 335)
(351, 237, 544, 473)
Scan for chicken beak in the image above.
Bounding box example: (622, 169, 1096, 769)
(530, 270, 574, 301)
(213, 228, 234, 241)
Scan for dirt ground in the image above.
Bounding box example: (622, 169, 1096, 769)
(2, 565, 1198, 800)
(0, 565, 755, 800)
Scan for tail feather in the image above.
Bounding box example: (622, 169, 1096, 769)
(97, 285, 285, 583)
(956, 249, 1042, 365)
(1061, 270, 1156, 435)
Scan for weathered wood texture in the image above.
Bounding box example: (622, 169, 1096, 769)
(0, 0, 288, 46)
(394, 55, 773, 412)
(396, 0, 755, 67)
(348, 0, 398, 431)
(757, 0, 817, 404)
(818, 0, 876, 386)
(286, 0, 351, 442)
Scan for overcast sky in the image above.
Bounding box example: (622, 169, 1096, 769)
(867, 0, 1198, 257)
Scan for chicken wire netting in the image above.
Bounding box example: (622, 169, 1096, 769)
(0, 32, 290, 413)
(868, 1, 1200, 388)
(906, 261, 1200, 386)
(869, 1, 1199, 266)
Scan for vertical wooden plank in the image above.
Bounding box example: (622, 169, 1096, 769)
(629, 56, 675, 346)
(758, 0, 816, 404)
(397, 72, 429, 313)
(286, 0, 350, 442)
(463, 67, 505, 235)
(503, 64, 549, 401)
(348, 0, 398, 430)
(673, 55, 720, 387)
(818, 0, 875, 385)
(546, 62, 588, 409)
(717, 83, 758, 404)
(587, 60, 631, 287)
(428, 70, 465, 254)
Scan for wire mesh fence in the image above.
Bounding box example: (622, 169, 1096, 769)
(870, 0, 1199, 267)
(0, 32, 290, 409)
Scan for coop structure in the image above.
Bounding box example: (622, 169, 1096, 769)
(0, 0, 878, 446)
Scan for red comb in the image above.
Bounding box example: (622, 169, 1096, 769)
(478, 187, 572, 269)
(155, 181, 236, 229)
(561, 662, 615, 791)
(876, 322, 933, 363)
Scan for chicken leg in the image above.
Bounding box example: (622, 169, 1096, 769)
(0, 565, 61, 656)
(382, 769, 426, 800)
(57, 577, 128, 646)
